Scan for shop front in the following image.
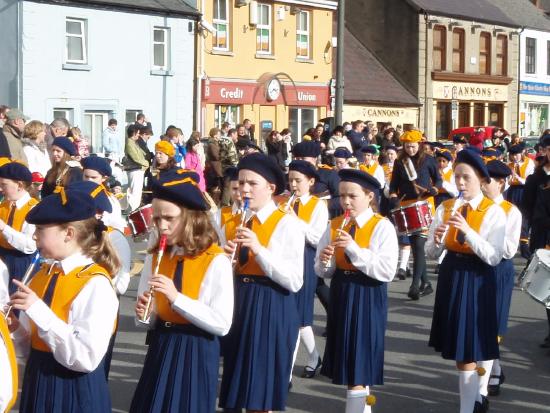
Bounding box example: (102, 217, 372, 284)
(519, 81, 550, 137)
(202, 77, 329, 145)
(342, 104, 420, 130)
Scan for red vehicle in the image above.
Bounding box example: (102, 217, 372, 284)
(447, 126, 509, 142)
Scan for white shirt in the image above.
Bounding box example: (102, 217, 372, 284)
(2, 192, 37, 254)
(109, 229, 131, 295)
(315, 207, 398, 283)
(440, 165, 459, 197)
(102, 194, 126, 233)
(136, 246, 234, 336)
(494, 194, 522, 260)
(513, 158, 535, 185)
(0, 333, 13, 413)
(293, 194, 329, 247)
(220, 200, 305, 292)
(12, 252, 118, 373)
(425, 192, 506, 266)
(23, 142, 52, 177)
(366, 162, 386, 189)
(0, 259, 8, 309)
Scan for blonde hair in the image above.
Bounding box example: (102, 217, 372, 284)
(61, 218, 121, 276)
(23, 120, 45, 140)
(209, 128, 221, 139)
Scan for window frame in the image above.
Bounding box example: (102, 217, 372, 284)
(152, 26, 170, 70)
(496, 34, 508, 76)
(213, 0, 230, 51)
(547, 40, 550, 76)
(65, 17, 88, 64)
(432, 25, 447, 71)
(296, 10, 311, 59)
(479, 32, 491, 75)
(526, 37, 537, 74)
(452, 28, 465, 73)
(256, 3, 272, 55)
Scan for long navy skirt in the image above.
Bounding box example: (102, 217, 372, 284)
(130, 322, 219, 413)
(295, 244, 317, 327)
(20, 349, 111, 413)
(219, 275, 299, 411)
(495, 258, 515, 336)
(321, 270, 387, 386)
(505, 185, 524, 207)
(429, 252, 500, 362)
(0, 247, 34, 295)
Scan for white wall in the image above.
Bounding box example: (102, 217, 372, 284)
(0, 0, 20, 107)
(520, 28, 550, 81)
(20, 2, 196, 141)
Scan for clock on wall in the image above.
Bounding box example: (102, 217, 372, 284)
(266, 78, 281, 101)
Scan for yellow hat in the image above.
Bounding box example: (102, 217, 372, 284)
(400, 130, 423, 143)
(0, 157, 12, 168)
(155, 140, 176, 158)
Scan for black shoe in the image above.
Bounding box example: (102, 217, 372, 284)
(434, 264, 439, 274)
(301, 357, 322, 378)
(396, 269, 407, 280)
(420, 284, 434, 297)
(488, 371, 505, 396)
(473, 395, 489, 413)
(288, 381, 293, 391)
(407, 285, 420, 301)
(406, 268, 412, 278)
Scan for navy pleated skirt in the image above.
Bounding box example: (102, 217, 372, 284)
(321, 270, 387, 386)
(219, 275, 299, 411)
(506, 185, 524, 207)
(429, 252, 500, 362)
(295, 244, 317, 327)
(0, 247, 34, 295)
(495, 258, 515, 336)
(20, 349, 111, 413)
(130, 322, 219, 413)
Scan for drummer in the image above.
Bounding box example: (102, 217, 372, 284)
(143, 141, 180, 205)
(434, 149, 458, 207)
(389, 130, 441, 300)
(380, 146, 398, 217)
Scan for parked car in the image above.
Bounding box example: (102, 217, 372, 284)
(447, 126, 510, 142)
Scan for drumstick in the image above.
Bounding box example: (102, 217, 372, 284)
(4, 252, 41, 320)
(323, 209, 350, 268)
(229, 198, 250, 266)
(139, 234, 167, 324)
(436, 192, 463, 247)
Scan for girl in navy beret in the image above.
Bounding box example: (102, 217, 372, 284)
(315, 168, 398, 413)
(41, 137, 83, 198)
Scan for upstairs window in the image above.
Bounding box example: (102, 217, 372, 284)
(496, 35, 508, 76)
(479, 32, 491, 75)
(256, 3, 272, 54)
(432, 25, 446, 71)
(296, 10, 310, 59)
(153, 27, 170, 70)
(65, 18, 87, 64)
(526, 37, 537, 74)
(213, 0, 229, 50)
(452, 29, 465, 73)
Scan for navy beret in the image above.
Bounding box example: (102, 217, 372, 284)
(508, 143, 525, 155)
(486, 160, 512, 179)
(455, 149, 490, 182)
(540, 135, 550, 148)
(481, 147, 502, 158)
(0, 162, 32, 182)
(172, 168, 200, 184)
(435, 150, 453, 162)
(464, 146, 482, 155)
(361, 145, 378, 154)
(385, 145, 398, 153)
(238, 152, 286, 195)
(68, 180, 113, 213)
(26, 188, 96, 225)
(292, 141, 321, 158)
(225, 166, 239, 181)
(338, 169, 381, 192)
(52, 137, 77, 157)
(81, 156, 112, 177)
(334, 147, 352, 158)
(453, 135, 468, 144)
(152, 169, 208, 210)
(288, 160, 318, 181)
(425, 141, 444, 149)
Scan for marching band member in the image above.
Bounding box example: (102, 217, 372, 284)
(380, 145, 397, 216)
(453, 135, 468, 158)
(41, 137, 82, 198)
(389, 130, 441, 300)
(8, 188, 120, 412)
(131, 170, 233, 413)
(81, 156, 126, 232)
(316, 169, 398, 413)
(287, 160, 329, 380)
(142, 140, 180, 204)
(334, 147, 353, 171)
(0, 314, 17, 413)
(0, 162, 38, 294)
(426, 149, 506, 413)
(479, 160, 521, 399)
(434, 149, 458, 207)
(359, 145, 385, 190)
(219, 153, 304, 413)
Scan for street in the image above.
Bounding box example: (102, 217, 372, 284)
(105, 254, 550, 413)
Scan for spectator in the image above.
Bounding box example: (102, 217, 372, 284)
(184, 137, 206, 192)
(189, 130, 206, 168)
(326, 125, 352, 154)
(265, 130, 286, 171)
(68, 126, 89, 159)
(102, 118, 122, 162)
(0, 105, 9, 128)
(220, 128, 239, 206)
(377, 127, 401, 148)
(3, 108, 29, 163)
(124, 125, 149, 211)
(510, 133, 522, 146)
(29, 172, 44, 200)
(221, 121, 231, 137)
(22, 120, 51, 176)
(205, 127, 223, 203)
(137, 126, 154, 165)
(42, 137, 83, 197)
(243, 118, 254, 141)
(236, 124, 248, 139)
(165, 127, 186, 167)
(281, 128, 293, 167)
(46, 118, 70, 149)
(346, 120, 366, 162)
(134, 113, 153, 134)
(0, 105, 12, 157)
(142, 141, 180, 204)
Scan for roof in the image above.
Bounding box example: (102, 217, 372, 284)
(27, 0, 200, 17)
(487, 0, 550, 32)
(404, 0, 519, 27)
(343, 28, 420, 107)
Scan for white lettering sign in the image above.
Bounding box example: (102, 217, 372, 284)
(220, 87, 244, 100)
(297, 91, 316, 102)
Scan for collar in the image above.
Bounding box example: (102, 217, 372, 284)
(251, 200, 277, 224)
(493, 194, 504, 204)
(14, 192, 31, 208)
(442, 165, 452, 174)
(232, 203, 240, 214)
(297, 194, 312, 204)
(463, 191, 484, 210)
(59, 251, 94, 275)
(353, 207, 374, 228)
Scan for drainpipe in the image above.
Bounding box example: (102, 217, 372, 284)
(17, 0, 23, 108)
(194, 0, 206, 133)
(423, 11, 429, 136)
(517, 26, 524, 136)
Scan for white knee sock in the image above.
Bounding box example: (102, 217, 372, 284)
(290, 333, 300, 382)
(399, 247, 411, 271)
(489, 359, 502, 385)
(345, 388, 372, 413)
(477, 360, 493, 397)
(458, 370, 479, 413)
(300, 326, 319, 367)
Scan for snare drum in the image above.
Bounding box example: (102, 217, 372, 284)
(519, 249, 550, 307)
(390, 200, 433, 236)
(128, 204, 154, 239)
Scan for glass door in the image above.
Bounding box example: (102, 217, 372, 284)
(83, 111, 109, 153)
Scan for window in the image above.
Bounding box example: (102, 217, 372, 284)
(526, 37, 537, 74)
(125, 110, 142, 126)
(452, 29, 465, 73)
(65, 18, 87, 64)
(256, 3, 272, 54)
(436, 102, 451, 139)
(213, 0, 229, 50)
(214, 105, 240, 128)
(479, 32, 491, 75)
(496, 35, 508, 76)
(289, 108, 316, 144)
(432, 25, 446, 71)
(53, 108, 74, 124)
(83, 111, 109, 152)
(153, 27, 170, 70)
(296, 11, 310, 59)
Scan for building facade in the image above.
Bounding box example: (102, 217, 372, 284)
(198, 0, 337, 144)
(0, 0, 198, 151)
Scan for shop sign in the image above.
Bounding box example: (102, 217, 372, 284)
(520, 81, 550, 96)
(433, 81, 508, 102)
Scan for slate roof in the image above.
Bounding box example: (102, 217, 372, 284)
(28, 0, 200, 17)
(487, 0, 550, 31)
(343, 28, 420, 107)
(404, 0, 519, 27)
